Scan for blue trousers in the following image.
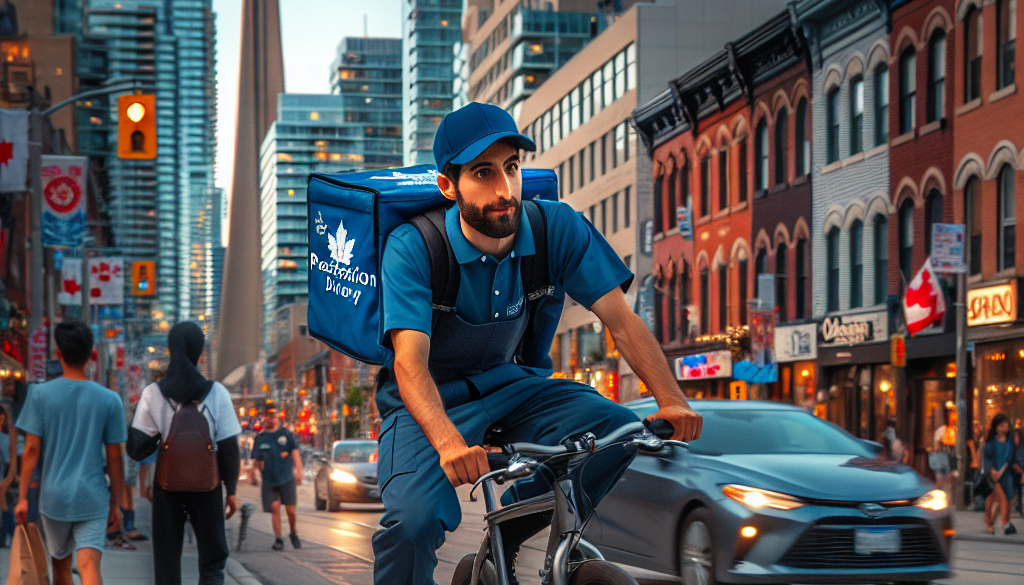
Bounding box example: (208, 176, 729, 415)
(371, 378, 638, 585)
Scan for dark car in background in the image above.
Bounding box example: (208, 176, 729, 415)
(313, 439, 382, 512)
(587, 399, 952, 585)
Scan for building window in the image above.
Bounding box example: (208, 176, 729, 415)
(612, 192, 619, 234)
(775, 108, 788, 185)
(681, 160, 691, 212)
(654, 275, 664, 342)
(589, 142, 596, 181)
(681, 260, 691, 337)
(776, 244, 788, 322)
(754, 246, 766, 298)
(875, 65, 889, 146)
(999, 165, 1016, 271)
(874, 215, 889, 305)
(795, 98, 809, 176)
(653, 176, 664, 235)
(738, 139, 748, 201)
(899, 48, 916, 135)
(850, 76, 864, 155)
(600, 134, 607, 175)
(700, 156, 710, 217)
(624, 187, 631, 228)
(755, 118, 768, 191)
(850, 220, 863, 309)
(718, 149, 729, 210)
(589, 205, 595, 225)
(738, 257, 748, 325)
(827, 227, 840, 312)
(668, 168, 678, 230)
(826, 88, 840, 163)
(558, 162, 564, 199)
(568, 155, 575, 194)
(795, 238, 806, 319)
(899, 200, 914, 282)
(668, 263, 677, 342)
(927, 31, 946, 122)
(700, 267, 709, 335)
(999, 0, 1017, 89)
(965, 7, 983, 102)
(600, 199, 607, 235)
(966, 177, 982, 275)
(718, 264, 728, 332)
(924, 189, 943, 255)
(579, 149, 586, 189)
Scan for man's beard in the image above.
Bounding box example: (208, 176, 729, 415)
(456, 187, 521, 239)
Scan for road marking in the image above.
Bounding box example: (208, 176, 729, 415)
(348, 521, 381, 530)
(331, 528, 365, 539)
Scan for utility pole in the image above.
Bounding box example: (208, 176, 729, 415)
(954, 271, 968, 509)
(27, 111, 44, 352)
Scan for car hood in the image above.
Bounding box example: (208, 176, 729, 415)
(692, 453, 930, 502)
(329, 461, 378, 480)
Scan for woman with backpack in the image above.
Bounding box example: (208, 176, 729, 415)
(127, 322, 242, 585)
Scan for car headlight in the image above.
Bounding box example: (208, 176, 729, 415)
(914, 489, 948, 511)
(722, 484, 806, 510)
(330, 469, 358, 484)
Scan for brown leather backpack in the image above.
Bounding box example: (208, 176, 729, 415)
(154, 399, 220, 492)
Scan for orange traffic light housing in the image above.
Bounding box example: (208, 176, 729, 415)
(118, 94, 157, 160)
(132, 260, 156, 296)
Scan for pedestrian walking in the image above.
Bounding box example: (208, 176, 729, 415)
(252, 406, 302, 550)
(1012, 427, 1024, 517)
(13, 320, 127, 585)
(0, 405, 16, 547)
(127, 322, 242, 585)
(983, 413, 1016, 535)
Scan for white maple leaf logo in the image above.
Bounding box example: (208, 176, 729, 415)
(327, 220, 355, 265)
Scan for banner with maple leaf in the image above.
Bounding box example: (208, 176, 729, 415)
(0, 108, 28, 193)
(903, 257, 947, 336)
(58, 257, 83, 305)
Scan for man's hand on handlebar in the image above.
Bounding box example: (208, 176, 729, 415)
(648, 402, 703, 442)
(439, 442, 490, 487)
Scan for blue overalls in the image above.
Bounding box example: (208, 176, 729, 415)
(371, 214, 638, 584)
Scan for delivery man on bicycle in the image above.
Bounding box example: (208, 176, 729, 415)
(372, 102, 702, 584)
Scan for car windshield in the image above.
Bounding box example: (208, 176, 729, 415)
(628, 404, 872, 456)
(333, 442, 377, 463)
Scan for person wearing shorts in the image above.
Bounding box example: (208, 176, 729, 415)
(253, 407, 302, 550)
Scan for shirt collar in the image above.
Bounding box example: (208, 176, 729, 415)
(445, 201, 535, 264)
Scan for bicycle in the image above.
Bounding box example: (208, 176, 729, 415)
(452, 419, 684, 585)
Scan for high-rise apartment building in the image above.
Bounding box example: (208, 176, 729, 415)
(330, 37, 404, 169)
(402, 0, 462, 165)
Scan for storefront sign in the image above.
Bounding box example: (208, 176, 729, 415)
(967, 282, 1017, 326)
(819, 311, 887, 347)
(774, 323, 818, 362)
(674, 350, 733, 380)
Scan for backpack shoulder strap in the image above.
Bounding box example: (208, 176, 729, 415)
(409, 206, 459, 313)
(520, 200, 554, 300)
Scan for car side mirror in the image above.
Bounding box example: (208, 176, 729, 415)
(861, 439, 885, 455)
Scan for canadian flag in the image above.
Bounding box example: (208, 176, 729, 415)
(0, 108, 29, 193)
(904, 257, 947, 336)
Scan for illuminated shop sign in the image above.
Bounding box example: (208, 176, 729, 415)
(774, 323, 817, 363)
(819, 311, 887, 347)
(674, 350, 733, 381)
(967, 282, 1018, 327)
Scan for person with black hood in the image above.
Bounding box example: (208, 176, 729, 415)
(127, 322, 242, 585)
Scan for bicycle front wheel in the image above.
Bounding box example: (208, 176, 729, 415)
(567, 560, 639, 585)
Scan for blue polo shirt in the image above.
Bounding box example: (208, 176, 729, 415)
(381, 199, 633, 365)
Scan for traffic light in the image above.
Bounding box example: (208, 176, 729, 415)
(132, 261, 156, 296)
(342, 404, 350, 417)
(118, 94, 157, 159)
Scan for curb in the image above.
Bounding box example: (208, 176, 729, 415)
(953, 533, 1024, 545)
(226, 558, 265, 585)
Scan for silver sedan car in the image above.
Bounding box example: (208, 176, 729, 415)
(313, 439, 383, 512)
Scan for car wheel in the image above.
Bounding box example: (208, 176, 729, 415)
(327, 483, 342, 512)
(679, 507, 717, 585)
(314, 480, 327, 511)
(451, 553, 498, 585)
(567, 559, 639, 584)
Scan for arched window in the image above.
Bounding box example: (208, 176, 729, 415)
(998, 0, 1016, 89)
(899, 48, 916, 135)
(681, 260, 691, 338)
(653, 175, 664, 235)
(927, 31, 946, 122)
(874, 215, 889, 304)
(826, 88, 840, 163)
(966, 177, 982, 275)
(667, 167, 678, 230)
(924, 189, 943, 254)
(795, 98, 809, 176)
(850, 219, 864, 308)
(654, 271, 664, 342)
(738, 137, 748, 202)
(775, 108, 788, 185)
(668, 263, 677, 342)
(795, 238, 807, 319)
(899, 200, 915, 282)
(755, 118, 769, 191)
(754, 246, 767, 298)
(965, 7, 983, 102)
(718, 264, 728, 332)
(850, 76, 864, 154)
(738, 257, 748, 325)
(776, 243, 788, 322)
(827, 227, 840, 312)
(699, 267, 709, 335)
(998, 165, 1016, 271)
(700, 156, 710, 217)
(874, 65, 889, 146)
(719, 148, 729, 210)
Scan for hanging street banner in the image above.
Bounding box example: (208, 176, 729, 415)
(88, 257, 124, 305)
(0, 108, 29, 193)
(41, 155, 88, 247)
(58, 257, 83, 305)
(28, 318, 48, 382)
(904, 257, 947, 336)
(930, 223, 966, 274)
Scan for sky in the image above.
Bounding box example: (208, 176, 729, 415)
(212, 0, 402, 219)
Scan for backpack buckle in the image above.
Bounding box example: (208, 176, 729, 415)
(431, 303, 456, 313)
(527, 285, 555, 301)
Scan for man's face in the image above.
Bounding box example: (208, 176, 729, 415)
(264, 412, 279, 429)
(444, 141, 523, 239)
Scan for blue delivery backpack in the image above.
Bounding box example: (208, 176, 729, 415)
(306, 164, 558, 365)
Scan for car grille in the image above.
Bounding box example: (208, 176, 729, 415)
(778, 521, 945, 569)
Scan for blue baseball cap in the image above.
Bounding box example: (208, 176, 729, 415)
(433, 102, 537, 172)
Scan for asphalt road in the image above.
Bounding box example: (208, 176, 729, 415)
(232, 481, 1024, 585)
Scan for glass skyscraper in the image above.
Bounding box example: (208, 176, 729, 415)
(330, 37, 403, 169)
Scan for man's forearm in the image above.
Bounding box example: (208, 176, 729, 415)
(394, 353, 465, 453)
(106, 444, 125, 509)
(18, 440, 39, 501)
(612, 311, 688, 407)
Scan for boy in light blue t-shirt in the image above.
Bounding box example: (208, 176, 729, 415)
(15, 320, 127, 585)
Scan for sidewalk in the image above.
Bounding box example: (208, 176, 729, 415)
(1, 498, 263, 585)
(953, 509, 1024, 545)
